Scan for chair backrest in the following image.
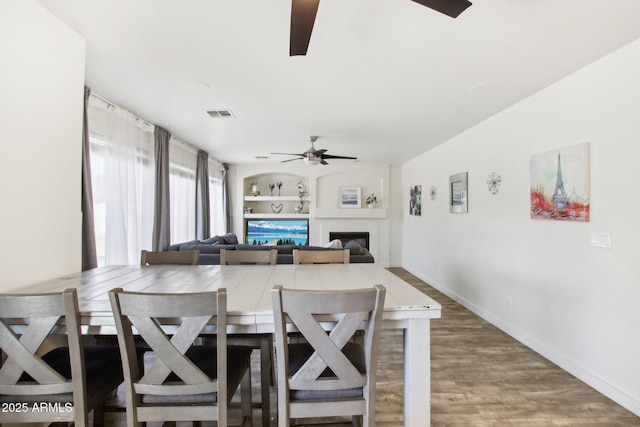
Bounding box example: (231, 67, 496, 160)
(271, 284, 385, 423)
(220, 248, 277, 265)
(0, 288, 87, 423)
(108, 288, 229, 425)
(292, 249, 350, 264)
(140, 249, 200, 265)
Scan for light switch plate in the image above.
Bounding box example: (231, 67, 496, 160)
(590, 232, 612, 249)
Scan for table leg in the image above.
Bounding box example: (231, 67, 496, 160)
(403, 318, 431, 426)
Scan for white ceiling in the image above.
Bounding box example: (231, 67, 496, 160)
(37, 0, 640, 165)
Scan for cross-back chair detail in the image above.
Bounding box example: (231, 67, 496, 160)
(271, 285, 386, 427)
(108, 288, 252, 427)
(0, 288, 123, 426)
(220, 248, 277, 265)
(140, 249, 200, 265)
(292, 249, 350, 264)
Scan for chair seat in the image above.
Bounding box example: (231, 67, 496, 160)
(287, 342, 365, 401)
(141, 345, 252, 404)
(1, 346, 124, 404)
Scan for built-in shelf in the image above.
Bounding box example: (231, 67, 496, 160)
(244, 196, 308, 202)
(244, 213, 310, 219)
(312, 208, 387, 219)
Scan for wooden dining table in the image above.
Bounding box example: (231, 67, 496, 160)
(15, 263, 441, 426)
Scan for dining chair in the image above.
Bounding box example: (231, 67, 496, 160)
(220, 248, 277, 265)
(271, 284, 386, 427)
(108, 288, 253, 427)
(292, 248, 350, 264)
(140, 249, 200, 265)
(219, 247, 277, 427)
(0, 288, 124, 426)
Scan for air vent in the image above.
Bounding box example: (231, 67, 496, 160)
(206, 110, 234, 119)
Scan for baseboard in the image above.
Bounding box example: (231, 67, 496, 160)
(402, 263, 640, 418)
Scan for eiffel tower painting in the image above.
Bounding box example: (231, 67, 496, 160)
(530, 143, 590, 222)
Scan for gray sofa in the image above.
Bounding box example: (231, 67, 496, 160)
(168, 233, 375, 265)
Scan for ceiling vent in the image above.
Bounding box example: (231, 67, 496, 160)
(206, 109, 234, 119)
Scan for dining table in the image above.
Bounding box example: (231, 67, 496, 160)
(14, 263, 441, 427)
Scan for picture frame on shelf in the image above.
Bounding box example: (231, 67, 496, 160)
(338, 185, 361, 208)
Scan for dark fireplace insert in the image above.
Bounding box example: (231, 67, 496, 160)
(329, 232, 370, 250)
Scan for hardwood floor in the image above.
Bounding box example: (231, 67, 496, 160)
(103, 268, 640, 426)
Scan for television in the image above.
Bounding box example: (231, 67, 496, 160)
(245, 219, 309, 246)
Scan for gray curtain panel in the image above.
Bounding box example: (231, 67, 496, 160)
(196, 150, 210, 240)
(81, 86, 98, 270)
(222, 163, 231, 233)
(152, 126, 171, 251)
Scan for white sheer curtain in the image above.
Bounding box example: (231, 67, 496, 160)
(208, 159, 226, 236)
(88, 95, 155, 266)
(169, 137, 197, 244)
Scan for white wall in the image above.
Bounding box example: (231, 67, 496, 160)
(402, 38, 640, 415)
(0, 0, 85, 291)
(231, 162, 399, 266)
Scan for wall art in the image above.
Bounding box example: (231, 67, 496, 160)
(429, 186, 437, 201)
(487, 172, 501, 195)
(410, 185, 422, 216)
(338, 185, 361, 208)
(449, 172, 468, 213)
(530, 142, 590, 222)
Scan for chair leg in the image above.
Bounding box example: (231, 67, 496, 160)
(260, 336, 272, 427)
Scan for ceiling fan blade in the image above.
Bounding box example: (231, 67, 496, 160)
(290, 0, 320, 56)
(321, 159, 329, 165)
(281, 157, 303, 163)
(313, 148, 327, 156)
(321, 154, 358, 160)
(410, 0, 472, 18)
(272, 152, 306, 157)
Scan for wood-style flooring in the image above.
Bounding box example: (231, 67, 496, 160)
(103, 268, 640, 426)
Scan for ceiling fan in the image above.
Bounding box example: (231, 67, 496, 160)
(272, 136, 358, 165)
(290, 0, 473, 56)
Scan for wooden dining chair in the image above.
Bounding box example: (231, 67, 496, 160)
(0, 288, 124, 426)
(140, 249, 200, 265)
(292, 249, 350, 264)
(220, 248, 277, 265)
(108, 288, 253, 427)
(219, 247, 277, 427)
(271, 284, 386, 427)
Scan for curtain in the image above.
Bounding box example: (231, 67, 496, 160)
(196, 150, 210, 240)
(81, 86, 97, 270)
(88, 95, 155, 265)
(169, 138, 197, 245)
(222, 163, 231, 233)
(209, 159, 225, 236)
(153, 127, 171, 251)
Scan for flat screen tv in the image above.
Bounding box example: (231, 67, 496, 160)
(245, 219, 309, 246)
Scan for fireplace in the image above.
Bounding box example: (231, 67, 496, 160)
(329, 232, 370, 250)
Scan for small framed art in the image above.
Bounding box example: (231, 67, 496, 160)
(338, 186, 361, 208)
(449, 172, 468, 213)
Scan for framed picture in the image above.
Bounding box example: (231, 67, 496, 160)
(530, 143, 589, 222)
(338, 186, 361, 208)
(410, 185, 422, 216)
(449, 172, 468, 213)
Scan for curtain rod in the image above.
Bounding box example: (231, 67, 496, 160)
(89, 91, 212, 159)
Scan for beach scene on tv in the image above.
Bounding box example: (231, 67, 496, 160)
(246, 219, 309, 246)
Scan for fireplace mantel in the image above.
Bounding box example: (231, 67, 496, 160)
(312, 208, 386, 219)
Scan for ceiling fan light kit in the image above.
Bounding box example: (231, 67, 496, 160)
(289, 0, 472, 56)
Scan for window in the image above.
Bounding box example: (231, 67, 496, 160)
(169, 138, 197, 244)
(88, 96, 155, 266)
(209, 159, 226, 236)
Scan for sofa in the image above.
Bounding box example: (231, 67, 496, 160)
(168, 233, 375, 265)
